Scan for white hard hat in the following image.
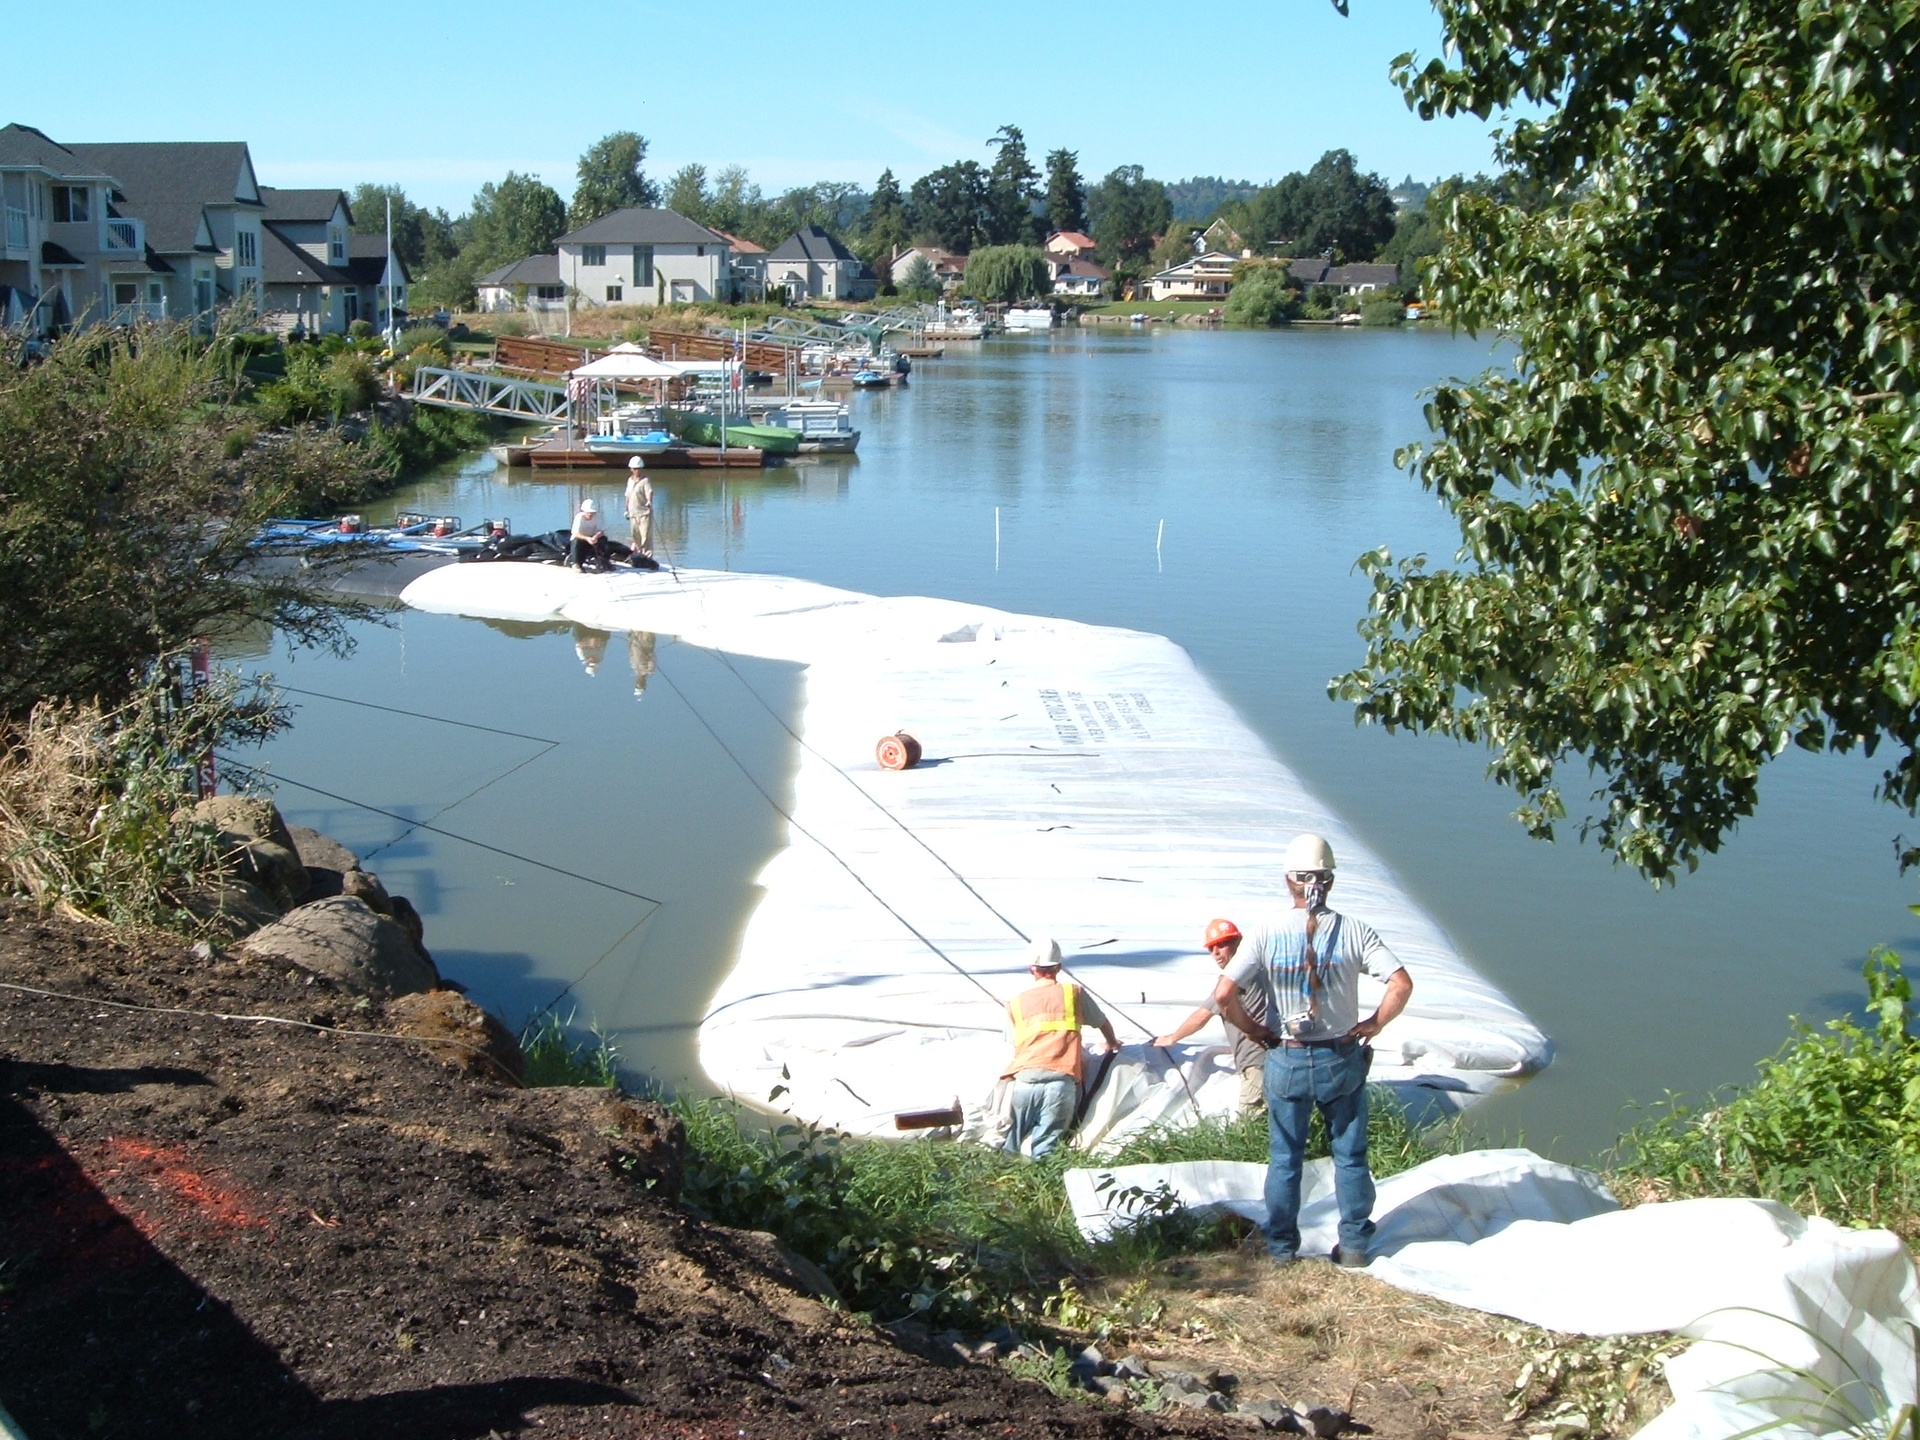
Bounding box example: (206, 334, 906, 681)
(1025, 936, 1063, 970)
(628, 455, 645, 468)
(1283, 833, 1336, 872)
(580, 498, 597, 513)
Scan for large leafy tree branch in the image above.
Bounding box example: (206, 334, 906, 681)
(1332, 0, 1920, 882)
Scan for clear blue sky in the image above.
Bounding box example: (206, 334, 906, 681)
(12, 0, 1500, 215)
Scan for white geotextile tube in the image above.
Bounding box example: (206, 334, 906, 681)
(401, 564, 1553, 1143)
(1062, 1149, 1920, 1440)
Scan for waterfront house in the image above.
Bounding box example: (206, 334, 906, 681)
(1282, 260, 1399, 293)
(888, 245, 965, 292)
(0, 124, 119, 331)
(476, 254, 564, 313)
(259, 187, 355, 333)
(556, 207, 732, 306)
(712, 232, 767, 302)
(1050, 256, 1109, 298)
(343, 236, 408, 330)
(1199, 218, 1244, 255)
(1146, 251, 1237, 301)
(1044, 230, 1098, 260)
(63, 138, 267, 328)
(766, 226, 875, 302)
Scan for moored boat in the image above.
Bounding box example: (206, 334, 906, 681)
(762, 400, 861, 454)
(676, 414, 802, 455)
(1004, 307, 1056, 329)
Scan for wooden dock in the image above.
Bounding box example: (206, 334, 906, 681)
(525, 436, 767, 469)
(895, 345, 946, 358)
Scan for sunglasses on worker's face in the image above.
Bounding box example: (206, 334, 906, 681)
(1287, 870, 1332, 885)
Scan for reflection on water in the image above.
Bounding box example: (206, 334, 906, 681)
(251, 328, 1920, 1157)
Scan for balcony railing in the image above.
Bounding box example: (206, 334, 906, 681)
(5, 207, 26, 251)
(103, 217, 142, 251)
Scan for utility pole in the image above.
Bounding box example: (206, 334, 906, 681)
(384, 196, 396, 345)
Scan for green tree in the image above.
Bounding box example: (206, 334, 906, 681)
(664, 163, 709, 222)
(1333, 0, 1920, 883)
(985, 125, 1041, 245)
(960, 244, 1050, 304)
(1044, 148, 1087, 235)
(1152, 226, 1196, 273)
(348, 184, 457, 272)
(0, 320, 372, 716)
(1087, 165, 1171, 265)
(570, 131, 658, 227)
(464, 172, 568, 273)
(861, 168, 910, 279)
(897, 253, 939, 300)
(1238, 150, 1396, 261)
(1222, 263, 1300, 326)
(908, 161, 990, 253)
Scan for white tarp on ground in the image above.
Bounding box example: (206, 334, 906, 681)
(399, 563, 1552, 1142)
(1064, 1150, 1920, 1440)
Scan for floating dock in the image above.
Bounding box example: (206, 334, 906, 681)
(523, 437, 767, 469)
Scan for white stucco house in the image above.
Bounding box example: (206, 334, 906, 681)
(766, 226, 875, 302)
(1146, 251, 1238, 301)
(475, 253, 564, 312)
(556, 207, 732, 306)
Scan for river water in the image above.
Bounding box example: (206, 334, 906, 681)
(243, 327, 1918, 1157)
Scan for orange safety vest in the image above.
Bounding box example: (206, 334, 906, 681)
(1002, 981, 1084, 1083)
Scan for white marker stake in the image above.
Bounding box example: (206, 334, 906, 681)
(1157, 518, 1165, 572)
(995, 506, 1001, 571)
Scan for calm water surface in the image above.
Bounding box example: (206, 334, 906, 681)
(245, 327, 1918, 1157)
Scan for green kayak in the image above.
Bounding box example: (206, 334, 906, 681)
(677, 416, 801, 455)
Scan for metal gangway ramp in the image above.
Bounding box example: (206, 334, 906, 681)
(410, 367, 569, 421)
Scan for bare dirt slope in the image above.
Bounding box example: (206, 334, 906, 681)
(0, 905, 1216, 1440)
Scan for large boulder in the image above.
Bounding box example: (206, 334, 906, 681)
(186, 795, 309, 908)
(241, 896, 437, 997)
(386, 991, 524, 1083)
(288, 825, 358, 900)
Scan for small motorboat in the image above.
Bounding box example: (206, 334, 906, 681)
(762, 400, 861, 454)
(850, 369, 890, 389)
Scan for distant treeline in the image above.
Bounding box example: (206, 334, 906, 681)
(361, 129, 1532, 308)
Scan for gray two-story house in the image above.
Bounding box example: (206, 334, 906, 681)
(556, 208, 733, 306)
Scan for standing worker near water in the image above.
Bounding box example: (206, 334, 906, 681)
(1000, 938, 1120, 1159)
(625, 456, 653, 560)
(1231, 834, 1413, 1269)
(1152, 918, 1271, 1116)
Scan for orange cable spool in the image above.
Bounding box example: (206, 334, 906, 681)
(875, 732, 923, 770)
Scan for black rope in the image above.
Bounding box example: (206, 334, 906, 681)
(272, 684, 561, 745)
(216, 756, 665, 907)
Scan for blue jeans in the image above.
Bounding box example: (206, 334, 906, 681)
(1263, 1040, 1375, 1261)
(1005, 1073, 1078, 1158)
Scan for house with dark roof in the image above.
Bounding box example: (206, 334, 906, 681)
(62, 139, 267, 327)
(1050, 256, 1110, 298)
(256, 188, 408, 334)
(1280, 259, 1400, 293)
(555, 207, 733, 306)
(475, 254, 564, 312)
(0, 124, 144, 331)
(766, 226, 874, 302)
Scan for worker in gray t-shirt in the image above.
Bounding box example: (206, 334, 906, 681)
(1152, 918, 1271, 1116)
(1223, 833, 1413, 1271)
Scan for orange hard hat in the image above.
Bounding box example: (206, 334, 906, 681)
(1203, 918, 1242, 947)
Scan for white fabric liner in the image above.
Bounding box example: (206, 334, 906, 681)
(399, 564, 1553, 1143)
(1064, 1149, 1920, 1440)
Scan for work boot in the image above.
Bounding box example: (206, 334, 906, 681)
(1333, 1246, 1368, 1269)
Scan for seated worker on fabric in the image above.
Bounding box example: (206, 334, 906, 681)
(1000, 937, 1120, 1159)
(569, 498, 612, 569)
(1152, 918, 1272, 1117)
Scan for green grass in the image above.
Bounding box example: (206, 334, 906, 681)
(519, 1010, 620, 1088)
(1077, 299, 1226, 319)
(1608, 948, 1920, 1238)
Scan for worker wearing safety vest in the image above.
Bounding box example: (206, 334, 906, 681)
(1000, 937, 1120, 1158)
